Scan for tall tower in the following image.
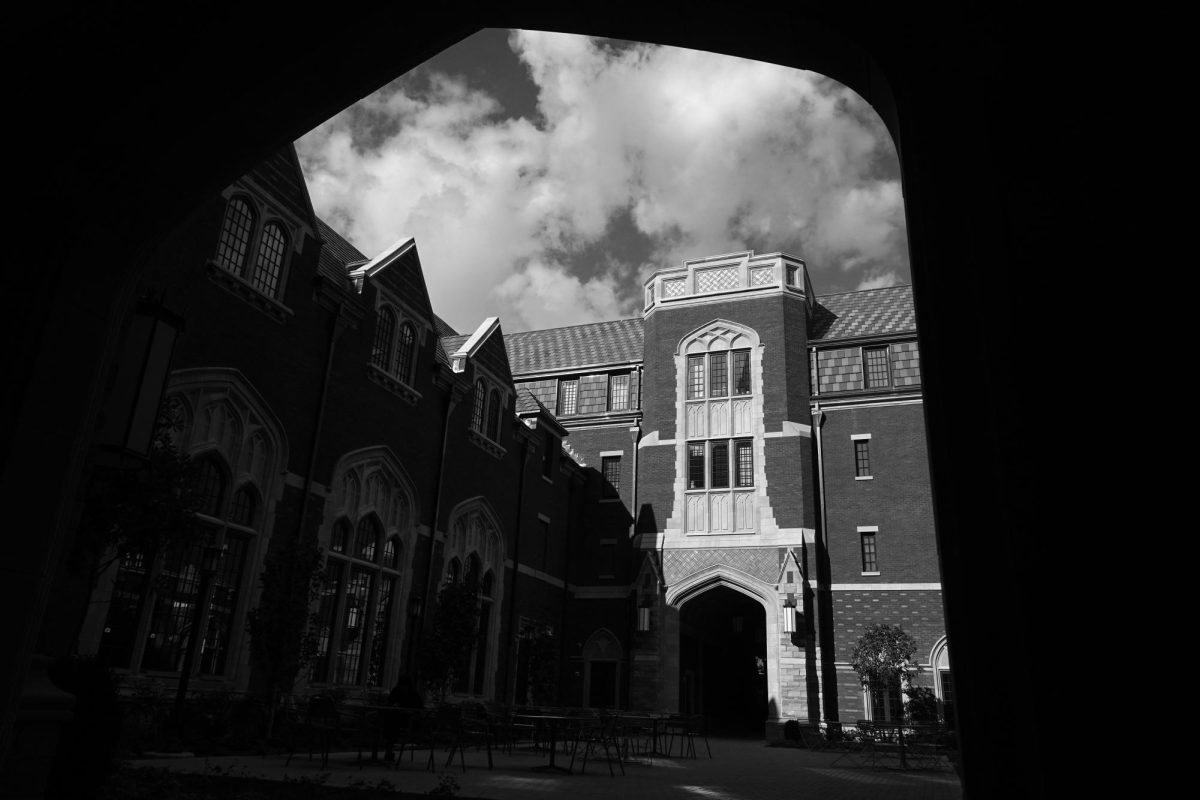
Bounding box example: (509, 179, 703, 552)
(632, 251, 818, 736)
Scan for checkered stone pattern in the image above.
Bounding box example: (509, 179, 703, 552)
(662, 278, 686, 298)
(516, 379, 558, 412)
(749, 267, 774, 287)
(891, 341, 921, 386)
(817, 348, 863, 393)
(696, 266, 739, 293)
(663, 547, 778, 586)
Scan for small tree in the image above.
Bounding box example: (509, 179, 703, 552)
(247, 536, 325, 739)
(418, 581, 479, 703)
(849, 624, 918, 764)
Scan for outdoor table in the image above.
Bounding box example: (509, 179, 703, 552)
(513, 713, 578, 773)
(619, 712, 670, 759)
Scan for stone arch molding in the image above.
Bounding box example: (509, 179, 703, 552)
(582, 627, 623, 661)
(677, 318, 762, 355)
(666, 563, 779, 618)
(326, 446, 419, 547)
(166, 367, 289, 497)
(445, 496, 505, 579)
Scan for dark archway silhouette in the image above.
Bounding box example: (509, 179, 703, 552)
(6, 8, 1099, 798)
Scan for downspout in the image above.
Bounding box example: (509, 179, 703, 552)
(267, 298, 341, 737)
(506, 436, 532, 704)
(418, 372, 461, 648)
(811, 400, 833, 724)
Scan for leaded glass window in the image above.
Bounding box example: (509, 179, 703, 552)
(687, 356, 705, 399)
(854, 440, 871, 477)
(372, 307, 396, 371)
(216, 197, 255, 274)
(472, 380, 486, 432)
(609, 373, 630, 411)
(709, 352, 728, 398)
(861, 532, 878, 572)
(864, 346, 891, 388)
(355, 517, 380, 562)
(559, 379, 578, 416)
(396, 322, 416, 381)
(487, 389, 502, 440)
(250, 222, 286, 297)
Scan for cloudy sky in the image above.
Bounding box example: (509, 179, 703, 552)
(296, 29, 908, 335)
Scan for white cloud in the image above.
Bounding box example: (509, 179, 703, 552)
(855, 271, 903, 291)
(296, 30, 907, 333)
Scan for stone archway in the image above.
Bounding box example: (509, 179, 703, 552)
(667, 566, 785, 737)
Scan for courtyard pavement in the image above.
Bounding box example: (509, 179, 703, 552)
(128, 737, 963, 800)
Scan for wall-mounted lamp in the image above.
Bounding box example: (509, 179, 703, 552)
(637, 604, 651, 632)
(95, 297, 183, 466)
(782, 593, 798, 634)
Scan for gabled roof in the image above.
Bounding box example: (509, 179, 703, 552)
(808, 285, 916, 341)
(504, 318, 644, 376)
(315, 218, 366, 288)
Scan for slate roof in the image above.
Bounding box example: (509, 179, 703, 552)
(437, 334, 470, 368)
(434, 316, 458, 338)
(504, 318, 644, 375)
(315, 218, 365, 287)
(808, 285, 916, 341)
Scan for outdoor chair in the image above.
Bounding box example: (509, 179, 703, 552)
(570, 712, 624, 776)
(665, 713, 712, 759)
(400, 705, 467, 773)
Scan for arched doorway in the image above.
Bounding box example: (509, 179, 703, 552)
(679, 586, 767, 736)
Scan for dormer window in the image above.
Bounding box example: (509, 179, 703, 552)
(468, 377, 508, 458)
(214, 195, 290, 301)
(367, 303, 421, 403)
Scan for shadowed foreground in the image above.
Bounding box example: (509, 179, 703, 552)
(124, 737, 963, 800)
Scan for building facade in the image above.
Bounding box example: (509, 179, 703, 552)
(78, 146, 948, 737)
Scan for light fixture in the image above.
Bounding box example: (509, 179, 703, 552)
(95, 297, 183, 465)
(782, 593, 798, 634)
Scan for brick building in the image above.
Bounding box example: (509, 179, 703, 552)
(78, 146, 947, 738)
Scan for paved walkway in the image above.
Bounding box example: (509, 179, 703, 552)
(129, 737, 963, 800)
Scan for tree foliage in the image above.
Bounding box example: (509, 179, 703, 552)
(417, 580, 479, 703)
(246, 536, 325, 699)
(78, 397, 204, 572)
(848, 623, 918, 691)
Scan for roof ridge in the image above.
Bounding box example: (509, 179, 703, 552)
(815, 284, 912, 301)
(504, 317, 643, 338)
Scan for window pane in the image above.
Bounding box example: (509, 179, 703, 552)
(251, 222, 286, 297)
(396, 322, 416, 380)
(688, 444, 705, 489)
(864, 346, 891, 388)
(199, 534, 248, 675)
(366, 577, 395, 688)
(382, 538, 398, 570)
(229, 486, 256, 527)
(331, 519, 350, 553)
(559, 380, 578, 415)
(609, 373, 630, 411)
(356, 517, 379, 562)
(371, 308, 396, 370)
(854, 440, 871, 477)
(195, 459, 225, 517)
(735, 440, 754, 487)
(710, 441, 729, 488)
(141, 538, 205, 672)
(309, 560, 344, 683)
(687, 356, 705, 399)
(731, 350, 751, 395)
(471, 381, 485, 432)
(487, 389, 502, 440)
(335, 567, 373, 684)
(216, 197, 254, 274)
(861, 533, 878, 572)
(602, 455, 620, 498)
(709, 352, 728, 398)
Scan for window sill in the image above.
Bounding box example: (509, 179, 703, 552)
(855, 475, 874, 481)
(861, 571, 881, 577)
(599, 497, 622, 503)
(367, 363, 421, 405)
(205, 260, 293, 323)
(468, 428, 506, 460)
